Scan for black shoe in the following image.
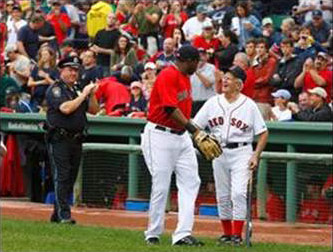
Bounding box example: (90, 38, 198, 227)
(50, 213, 60, 223)
(146, 237, 160, 245)
(59, 218, 76, 225)
(217, 235, 232, 245)
(174, 236, 204, 246)
(231, 235, 243, 246)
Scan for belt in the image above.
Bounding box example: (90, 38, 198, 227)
(155, 125, 185, 135)
(55, 128, 84, 140)
(224, 142, 249, 149)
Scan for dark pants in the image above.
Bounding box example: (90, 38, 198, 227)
(47, 132, 82, 221)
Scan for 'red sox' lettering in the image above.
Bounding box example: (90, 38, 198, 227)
(209, 116, 249, 131)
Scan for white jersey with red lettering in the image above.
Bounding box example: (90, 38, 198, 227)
(193, 93, 267, 220)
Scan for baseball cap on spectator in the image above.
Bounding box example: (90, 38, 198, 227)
(272, 89, 291, 100)
(58, 56, 82, 69)
(130, 81, 143, 90)
(228, 66, 247, 83)
(262, 17, 273, 27)
(144, 62, 156, 70)
(196, 4, 209, 14)
(308, 87, 327, 99)
(5, 44, 18, 55)
(12, 5, 21, 11)
(317, 52, 329, 61)
(175, 45, 200, 62)
(202, 20, 213, 29)
(312, 10, 323, 18)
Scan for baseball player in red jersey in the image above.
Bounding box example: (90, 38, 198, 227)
(141, 45, 220, 246)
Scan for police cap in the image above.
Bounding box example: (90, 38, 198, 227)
(57, 56, 82, 69)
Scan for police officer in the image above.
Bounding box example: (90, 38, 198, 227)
(45, 56, 99, 224)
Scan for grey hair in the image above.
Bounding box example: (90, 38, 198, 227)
(234, 52, 250, 67)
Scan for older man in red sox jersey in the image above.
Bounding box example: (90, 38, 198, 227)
(141, 45, 206, 246)
(193, 66, 269, 246)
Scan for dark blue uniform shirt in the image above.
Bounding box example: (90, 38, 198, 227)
(46, 80, 88, 132)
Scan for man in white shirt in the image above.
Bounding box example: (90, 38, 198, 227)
(182, 4, 212, 42)
(296, 0, 332, 23)
(190, 48, 216, 116)
(6, 5, 27, 46)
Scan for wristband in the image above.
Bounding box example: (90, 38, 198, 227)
(185, 121, 197, 134)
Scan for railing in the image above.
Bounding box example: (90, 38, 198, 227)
(75, 143, 332, 223)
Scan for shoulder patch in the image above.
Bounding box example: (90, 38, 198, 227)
(52, 87, 61, 98)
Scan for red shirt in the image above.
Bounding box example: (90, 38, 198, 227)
(304, 69, 332, 103)
(298, 198, 330, 224)
(148, 65, 192, 130)
(95, 77, 130, 115)
(46, 13, 71, 45)
(192, 35, 220, 51)
(266, 192, 285, 221)
(163, 12, 188, 38)
(241, 67, 256, 99)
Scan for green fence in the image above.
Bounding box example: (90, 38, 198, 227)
(75, 143, 332, 224)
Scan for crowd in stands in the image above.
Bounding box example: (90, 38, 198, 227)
(0, 0, 332, 223)
(0, 0, 332, 121)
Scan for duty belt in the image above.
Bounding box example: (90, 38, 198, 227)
(155, 125, 185, 135)
(55, 128, 84, 141)
(224, 142, 249, 149)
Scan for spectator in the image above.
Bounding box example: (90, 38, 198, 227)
(0, 61, 20, 108)
(141, 62, 157, 100)
(91, 12, 121, 77)
(305, 10, 331, 47)
(5, 44, 31, 91)
(149, 38, 176, 71)
(172, 27, 189, 49)
(37, 12, 58, 53)
(182, 4, 211, 41)
(298, 92, 311, 111)
(233, 52, 256, 99)
(128, 81, 147, 115)
(295, 0, 332, 23)
(245, 37, 257, 66)
(190, 48, 216, 116)
(230, 1, 262, 50)
(252, 38, 277, 120)
(192, 20, 220, 62)
(28, 47, 58, 111)
(183, 0, 198, 18)
(290, 87, 333, 121)
(112, 66, 140, 87)
(59, 0, 80, 40)
(215, 29, 238, 72)
(87, 0, 113, 38)
(6, 5, 27, 46)
(73, 0, 91, 50)
(159, 0, 188, 39)
(270, 89, 292, 121)
(130, 0, 161, 55)
(261, 17, 280, 47)
(17, 14, 44, 60)
(46, 1, 71, 45)
(295, 52, 332, 103)
(298, 175, 330, 224)
(79, 50, 103, 89)
(293, 26, 326, 62)
(209, 0, 234, 31)
(110, 34, 138, 73)
(270, 38, 302, 101)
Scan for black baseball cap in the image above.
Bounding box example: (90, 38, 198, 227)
(312, 10, 323, 17)
(58, 56, 82, 69)
(175, 45, 200, 61)
(228, 66, 247, 83)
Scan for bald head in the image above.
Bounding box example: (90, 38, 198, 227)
(233, 52, 249, 70)
(163, 38, 175, 54)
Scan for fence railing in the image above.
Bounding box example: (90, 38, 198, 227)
(74, 143, 332, 224)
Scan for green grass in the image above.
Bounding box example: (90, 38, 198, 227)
(1, 218, 330, 252)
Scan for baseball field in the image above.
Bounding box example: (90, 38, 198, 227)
(1, 200, 331, 252)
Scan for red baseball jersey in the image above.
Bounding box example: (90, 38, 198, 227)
(304, 69, 332, 102)
(148, 65, 192, 130)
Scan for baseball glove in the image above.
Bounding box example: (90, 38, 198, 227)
(193, 130, 222, 161)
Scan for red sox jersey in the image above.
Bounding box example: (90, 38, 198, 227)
(148, 65, 192, 130)
(193, 93, 267, 144)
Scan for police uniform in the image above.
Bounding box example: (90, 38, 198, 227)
(45, 56, 87, 224)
